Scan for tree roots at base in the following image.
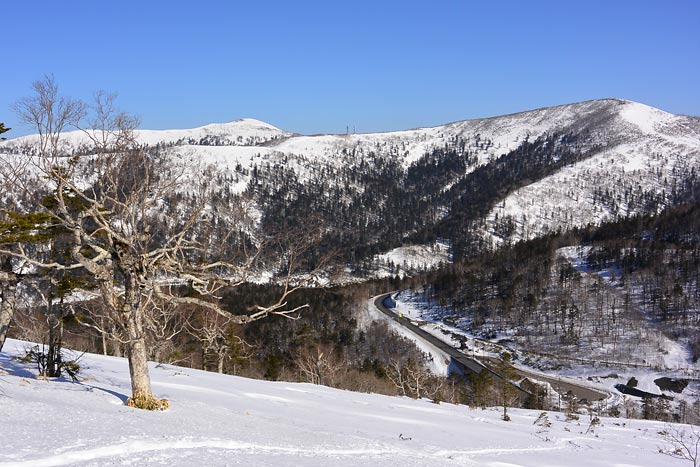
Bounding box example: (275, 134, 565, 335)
(126, 393, 170, 411)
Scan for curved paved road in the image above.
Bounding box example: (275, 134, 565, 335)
(373, 294, 531, 401)
(373, 293, 608, 403)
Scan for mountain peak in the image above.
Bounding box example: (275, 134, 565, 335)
(199, 118, 285, 132)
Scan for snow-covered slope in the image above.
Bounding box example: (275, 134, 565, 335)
(0, 338, 690, 466)
(483, 100, 700, 244)
(2, 98, 698, 262)
(2, 118, 292, 151)
(4, 98, 695, 170)
(136, 118, 293, 146)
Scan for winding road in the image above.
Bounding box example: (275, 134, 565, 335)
(373, 293, 608, 403)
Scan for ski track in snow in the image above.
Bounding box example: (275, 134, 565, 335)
(0, 436, 573, 467)
(0, 438, 399, 467)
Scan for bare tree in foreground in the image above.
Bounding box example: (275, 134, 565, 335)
(0, 82, 82, 352)
(2, 76, 319, 409)
(660, 423, 700, 467)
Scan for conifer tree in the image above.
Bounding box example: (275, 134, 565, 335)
(0, 122, 9, 140)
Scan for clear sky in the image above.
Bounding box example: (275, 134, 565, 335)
(2, 0, 699, 137)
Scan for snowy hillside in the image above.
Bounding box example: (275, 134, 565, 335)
(0, 338, 692, 467)
(6, 98, 695, 187)
(1, 118, 292, 153)
(484, 101, 700, 244)
(2, 98, 699, 269)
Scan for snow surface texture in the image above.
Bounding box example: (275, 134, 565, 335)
(0, 338, 691, 467)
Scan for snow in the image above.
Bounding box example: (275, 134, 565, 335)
(372, 241, 451, 278)
(134, 118, 293, 147)
(2, 97, 699, 269)
(556, 247, 700, 373)
(483, 100, 700, 244)
(391, 289, 700, 404)
(618, 101, 677, 137)
(0, 338, 691, 466)
(3, 118, 291, 150)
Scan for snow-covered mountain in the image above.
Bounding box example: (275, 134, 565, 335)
(481, 100, 700, 244)
(3, 99, 699, 269)
(0, 338, 691, 467)
(3, 118, 292, 152)
(8, 98, 695, 175)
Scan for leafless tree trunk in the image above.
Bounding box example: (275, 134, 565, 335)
(143, 301, 189, 364)
(101, 317, 108, 356)
(0, 267, 18, 351)
(1, 76, 83, 352)
(387, 359, 409, 396)
(3, 76, 322, 409)
(186, 307, 233, 373)
(386, 358, 440, 400)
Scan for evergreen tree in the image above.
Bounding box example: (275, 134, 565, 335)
(0, 122, 9, 140)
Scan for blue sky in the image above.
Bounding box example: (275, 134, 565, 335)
(2, 1, 699, 136)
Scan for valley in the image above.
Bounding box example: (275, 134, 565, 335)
(1, 97, 699, 430)
(3, 4, 698, 465)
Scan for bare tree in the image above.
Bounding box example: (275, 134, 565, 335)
(386, 358, 413, 397)
(294, 344, 339, 386)
(0, 257, 20, 350)
(186, 306, 234, 373)
(24, 276, 74, 377)
(660, 424, 700, 467)
(386, 358, 441, 400)
(12, 74, 85, 161)
(2, 76, 320, 409)
(143, 300, 191, 365)
(0, 77, 82, 352)
(405, 361, 442, 400)
(496, 352, 521, 421)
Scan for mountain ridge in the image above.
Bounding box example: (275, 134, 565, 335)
(2, 98, 698, 273)
(3, 98, 695, 147)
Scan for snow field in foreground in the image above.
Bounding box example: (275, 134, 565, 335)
(0, 338, 691, 466)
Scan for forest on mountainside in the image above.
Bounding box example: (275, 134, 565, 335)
(410, 202, 700, 368)
(247, 132, 604, 265)
(246, 129, 699, 267)
(3, 86, 699, 419)
(9, 201, 700, 418)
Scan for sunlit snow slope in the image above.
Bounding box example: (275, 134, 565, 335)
(0, 338, 691, 467)
(2, 98, 698, 257)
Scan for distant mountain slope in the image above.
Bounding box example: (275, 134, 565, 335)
(482, 101, 700, 245)
(3, 118, 293, 152)
(2, 99, 698, 271)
